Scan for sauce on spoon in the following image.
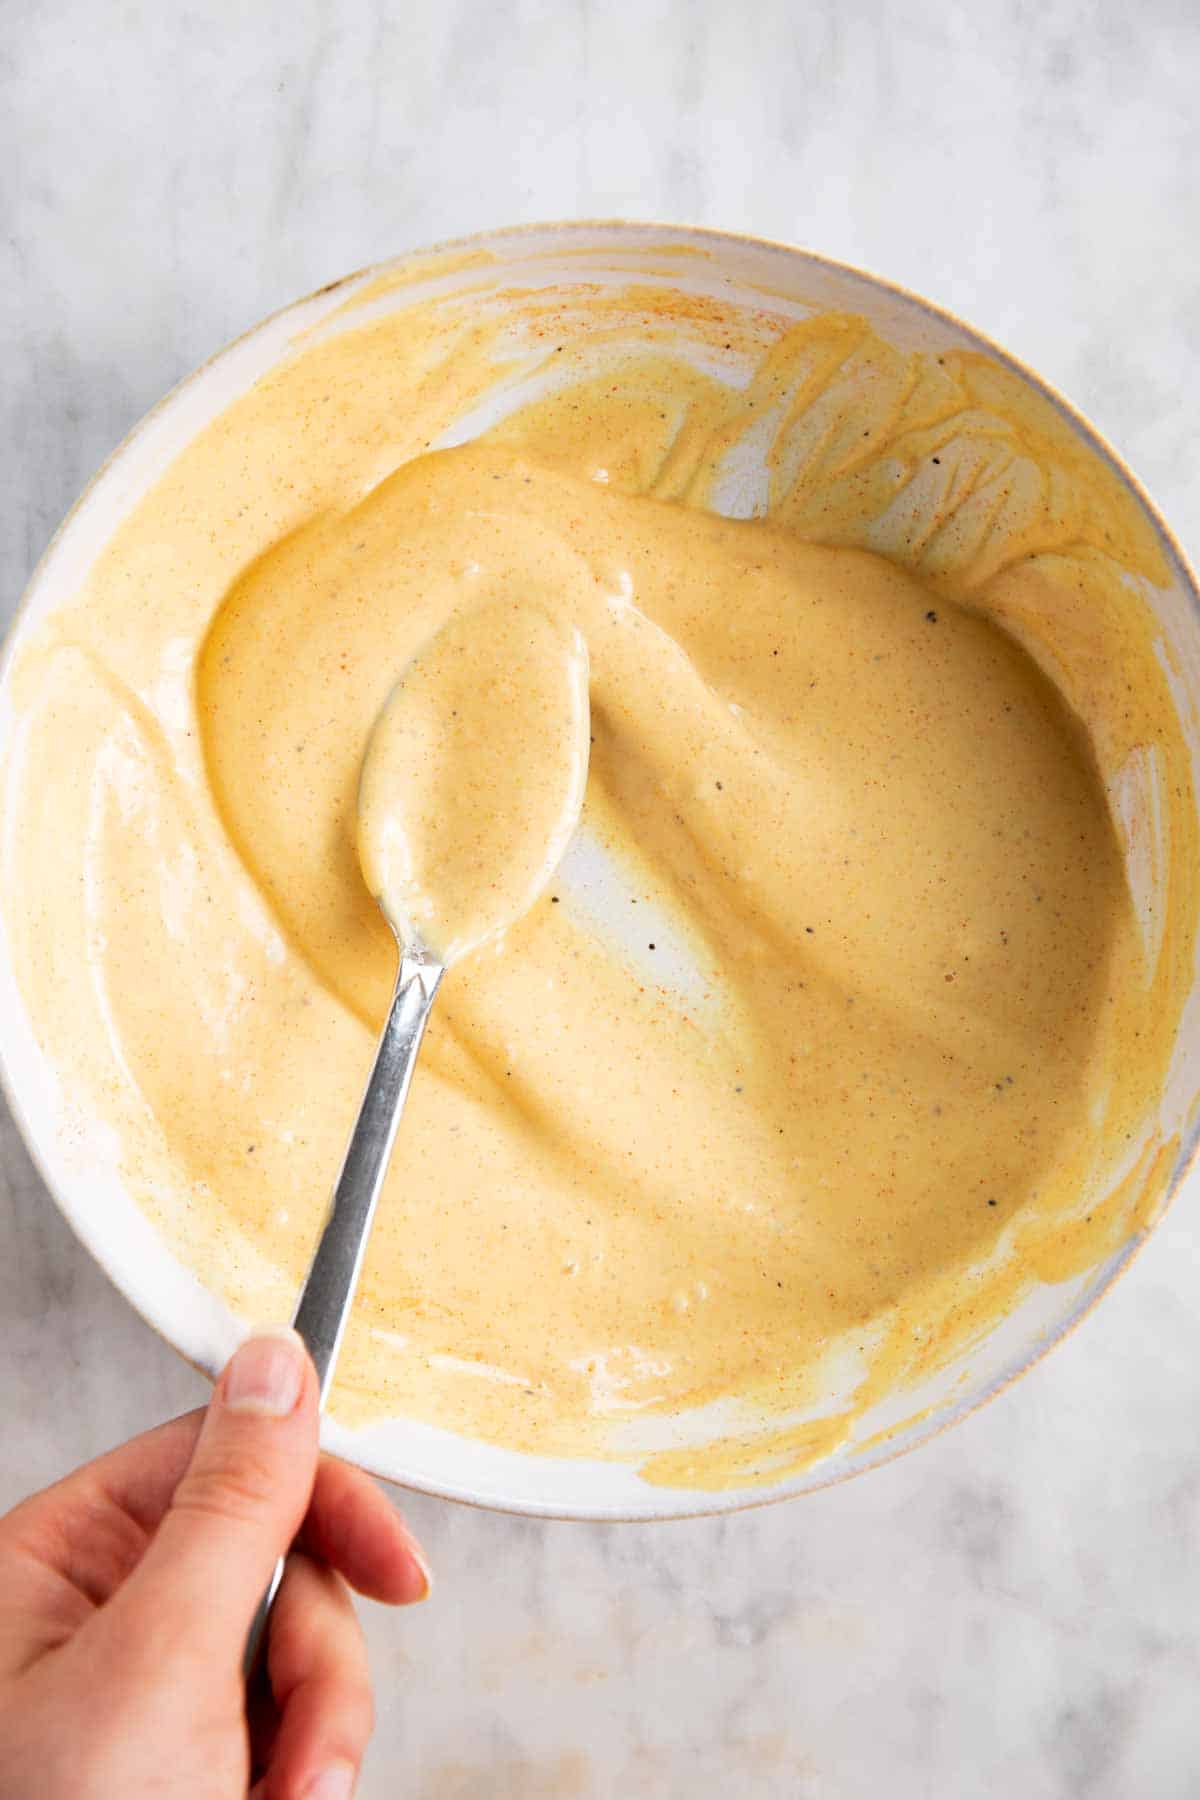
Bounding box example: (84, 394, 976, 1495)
(357, 598, 590, 963)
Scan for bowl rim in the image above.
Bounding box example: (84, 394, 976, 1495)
(4, 217, 1199, 1522)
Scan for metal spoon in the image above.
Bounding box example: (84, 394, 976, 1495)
(243, 948, 442, 1673)
(243, 600, 589, 1673)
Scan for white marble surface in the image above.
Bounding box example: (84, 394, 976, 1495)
(4, 1, 1200, 1793)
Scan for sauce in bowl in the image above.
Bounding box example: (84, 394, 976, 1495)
(4, 250, 1193, 1490)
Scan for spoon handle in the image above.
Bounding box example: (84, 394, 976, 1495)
(293, 950, 444, 1401)
(243, 950, 443, 1678)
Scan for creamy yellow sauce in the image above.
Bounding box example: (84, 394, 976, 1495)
(4, 257, 1194, 1486)
(357, 599, 589, 961)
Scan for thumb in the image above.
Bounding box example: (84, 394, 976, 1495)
(118, 1328, 319, 1658)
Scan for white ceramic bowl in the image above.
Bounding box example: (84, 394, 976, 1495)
(4, 222, 1200, 1520)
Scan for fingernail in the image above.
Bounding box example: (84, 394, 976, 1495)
(223, 1327, 306, 1417)
(304, 1764, 356, 1800)
(403, 1533, 433, 1603)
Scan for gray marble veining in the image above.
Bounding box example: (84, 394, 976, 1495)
(4, 0, 1200, 1793)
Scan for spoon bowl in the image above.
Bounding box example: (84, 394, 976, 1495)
(357, 598, 590, 961)
(245, 597, 590, 1659)
(292, 596, 591, 1397)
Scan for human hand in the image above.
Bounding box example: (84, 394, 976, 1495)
(0, 1328, 428, 1798)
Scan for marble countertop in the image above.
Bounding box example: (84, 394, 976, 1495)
(4, 1, 1200, 1793)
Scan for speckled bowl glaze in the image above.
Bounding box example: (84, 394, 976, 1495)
(3, 222, 1200, 1520)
